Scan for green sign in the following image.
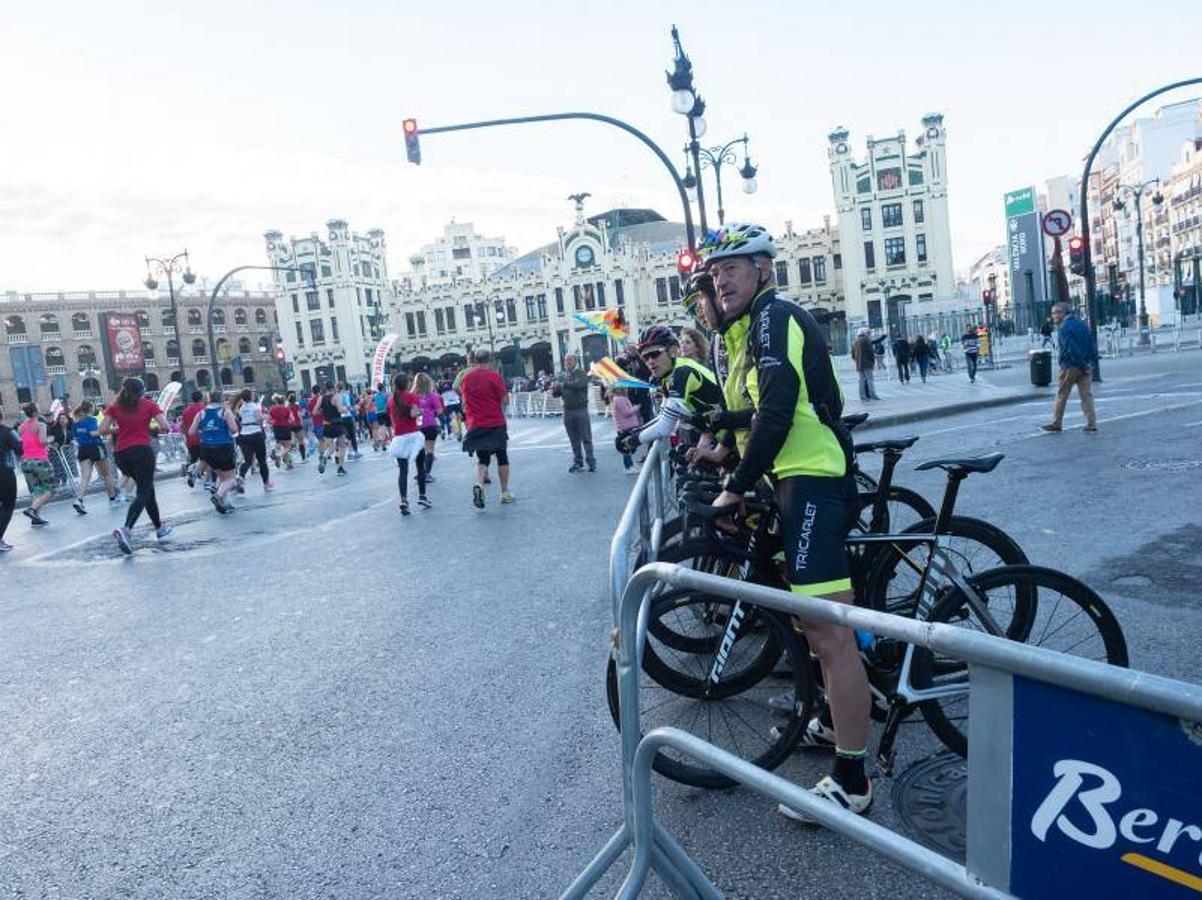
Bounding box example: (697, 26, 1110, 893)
(1005, 186, 1036, 217)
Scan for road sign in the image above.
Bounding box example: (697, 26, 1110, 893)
(1043, 209, 1073, 238)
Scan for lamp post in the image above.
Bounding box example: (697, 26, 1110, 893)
(986, 272, 999, 366)
(144, 250, 196, 383)
(206, 264, 310, 390)
(667, 25, 711, 234)
(475, 299, 506, 364)
(1114, 179, 1163, 345)
(686, 134, 758, 227)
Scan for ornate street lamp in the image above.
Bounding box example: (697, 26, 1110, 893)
(144, 250, 196, 382)
(1114, 179, 1163, 344)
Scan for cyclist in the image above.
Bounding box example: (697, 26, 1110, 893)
(703, 222, 871, 822)
(614, 324, 724, 456)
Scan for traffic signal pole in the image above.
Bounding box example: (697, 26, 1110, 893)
(407, 112, 697, 249)
(1077, 77, 1202, 380)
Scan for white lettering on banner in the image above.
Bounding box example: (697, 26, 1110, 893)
(371, 333, 399, 388)
(1030, 758, 1202, 869)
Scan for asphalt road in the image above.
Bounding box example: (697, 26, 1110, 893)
(1, 351, 1199, 898)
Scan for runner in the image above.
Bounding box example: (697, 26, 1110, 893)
(267, 394, 296, 469)
(441, 381, 464, 441)
(232, 388, 272, 492)
(179, 390, 208, 489)
(189, 390, 239, 514)
(413, 372, 443, 484)
(101, 377, 173, 554)
(372, 382, 390, 450)
(318, 382, 349, 476)
(17, 405, 53, 527)
(308, 385, 327, 470)
(290, 392, 309, 462)
(459, 349, 514, 509)
(338, 382, 361, 459)
(386, 373, 428, 515)
(71, 400, 117, 513)
(0, 408, 21, 551)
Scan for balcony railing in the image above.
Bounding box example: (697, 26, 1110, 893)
(162, 325, 176, 336)
(45, 365, 67, 375)
(73, 330, 93, 340)
(193, 355, 210, 364)
(5, 332, 30, 344)
(166, 358, 180, 367)
(213, 324, 227, 334)
(40, 331, 60, 342)
(187, 326, 204, 334)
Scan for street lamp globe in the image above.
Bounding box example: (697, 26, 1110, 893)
(741, 175, 758, 195)
(670, 89, 695, 115)
(683, 168, 698, 204)
(691, 114, 707, 139)
(182, 268, 197, 286)
(144, 276, 159, 291)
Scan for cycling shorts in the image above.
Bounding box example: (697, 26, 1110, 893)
(776, 474, 856, 595)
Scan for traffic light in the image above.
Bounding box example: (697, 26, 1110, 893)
(676, 248, 696, 277)
(274, 346, 286, 364)
(1068, 236, 1085, 276)
(403, 118, 421, 165)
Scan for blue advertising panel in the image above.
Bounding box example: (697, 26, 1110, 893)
(9, 345, 31, 389)
(1011, 676, 1202, 898)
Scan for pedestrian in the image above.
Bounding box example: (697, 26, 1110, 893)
(71, 400, 117, 513)
(1040, 317, 1054, 349)
(266, 394, 296, 469)
(1041, 302, 1099, 433)
(413, 372, 443, 484)
(926, 333, 942, 373)
(17, 405, 53, 527)
(385, 372, 429, 515)
(189, 389, 240, 515)
(316, 383, 349, 476)
(912, 334, 932, 382)
(232, 388, 272, 492)
(939, 333, 955, 372)
(610, 387, 642, 474)
(890, 332, 911, 383)
(851, 328, 880, 401)
(679, 326, 710, 365)
(460, 349, 514, 508)
(441, 381, 464, 441)
(871, 332, 888, 376)
(0, 407, 22, 552)
(961, 326, 981, 383)
(551, 352, 596, 473)
(102, 377, 173, 553)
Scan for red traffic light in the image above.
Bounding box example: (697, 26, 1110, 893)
(676, 249, 696, 275)
(403, 118, 418, 134)
(274, 347, 285, 362)
(1068, 236, 1084, 252)
(403, 118, 422, 165)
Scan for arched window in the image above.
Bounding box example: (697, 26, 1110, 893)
(186, 309, 202, 327)
(257, 336, 270, 354)
(254, 308, 267, 325)
(141, 340, 155, 360)
(196, 369, 211, 387)
(143, 373, 160, 391)
(82, 377, 102, 398)
(45, 347, 65, 369)
(77, 345, 97, 368)
(166, 339, 180, 360)
(238, 337, 252, 354)
(169, 370, 182, 384)
(212, 308, 226, 325)
(234, 308, 248, 326)
(191, 338, 207, 359)
(71, 312, 91, 336)
(39, 314, 59, 337)
(161, 308, 175, 327)
(242, 366, 255, 384)
(135, 310, 150, 329)
(4, 315, 26, 337)
(220, 367, 234, 386)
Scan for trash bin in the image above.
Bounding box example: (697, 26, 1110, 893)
(1029, 348, 1053, 387)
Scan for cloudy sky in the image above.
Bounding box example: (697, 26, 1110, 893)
(1, 0, 1197, 292)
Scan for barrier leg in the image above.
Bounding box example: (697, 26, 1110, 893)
(654, 824, 723, 900)
(561, 825, 630, 900)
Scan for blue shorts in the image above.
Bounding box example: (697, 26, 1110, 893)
(366, 411, 378, 423)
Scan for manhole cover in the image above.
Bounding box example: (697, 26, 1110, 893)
(892, 752, 967, 861)
(1122, 458, 1202, 472)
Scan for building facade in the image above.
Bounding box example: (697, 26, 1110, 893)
(1167, 140, 1202, 316)
(828, 113, 955, 337)
(401, 221, 518, 289)
(264, 219, 393, 392)
(1, 288, 281, 417)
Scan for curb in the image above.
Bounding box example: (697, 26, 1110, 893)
(851, 388, 1051, 432)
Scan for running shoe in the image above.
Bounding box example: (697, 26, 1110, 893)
(417, 496, 432, 509)
(336, 466, 347, 476)
(264, 481, 275, 491)
(155, 524, 174, 542)
(587, 463, 596, 473)
(271, 449, 281, 468)
(472, 484, 485, 509)
(109, 495, 121, 506)
(483, 475, 492, 485)
(0, 540, 14, 552)
(349, 451, 362, 460)
(113, 526, 133, 555)
(211, 493, 227, 515)
(23, 509, 48, 527)
(73, 499, 87, 515)
(778, 775, 873, 824)
(235, 477, 246, 495)
(318, 455, 327, 474)
(769, 716, 837, 752)
(500, 492, 516, 504)
(186, 466, 196, 488)
(400, 500, 411, 516)
(568, 464, 584, 473)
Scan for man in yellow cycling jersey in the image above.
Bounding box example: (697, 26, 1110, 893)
(706, 222, 872, 822)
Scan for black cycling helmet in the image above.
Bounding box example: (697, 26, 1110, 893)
(682, 271, 716, 319)
(636, 324, 678, 352)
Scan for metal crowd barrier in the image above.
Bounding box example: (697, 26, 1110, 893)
(566, 444, 1202, 899)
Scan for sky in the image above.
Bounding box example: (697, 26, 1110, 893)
(0, 0, 1198, 293)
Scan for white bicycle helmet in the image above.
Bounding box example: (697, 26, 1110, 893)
(702, 222, 777, 264)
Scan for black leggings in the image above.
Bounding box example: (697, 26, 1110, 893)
(0, 466, 15, 541)
(343, 418, 359, 453)
(396, 449, 427, 500)
(237, 432, 269, 484)
(115, 445, 161, 531)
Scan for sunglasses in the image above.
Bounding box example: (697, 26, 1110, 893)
(640, 348, 666, 361)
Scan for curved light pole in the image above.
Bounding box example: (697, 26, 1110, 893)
(1077, 77, 1202, 377)
(688, 134, 758, 227)
(206, 264, 309, 390)
(1113, 179, 1164, 344)
(144, 250, 196, 382)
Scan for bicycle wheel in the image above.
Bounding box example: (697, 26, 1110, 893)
(606, 595, 816, 789)
(852, 484, 937, 537)
(911, 565, 1128, 758)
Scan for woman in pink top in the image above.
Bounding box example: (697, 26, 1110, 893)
(610, 387, 642, 474)
(413, 373, 443, 485)
(18, 404, 54, 526)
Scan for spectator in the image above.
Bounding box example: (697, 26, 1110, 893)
(961, 326, 981, 383)
(939, 333, 955, 372)
(1040, 317, 1054, 348)
(912, 334, 932, 382)
(679, 326, 710, 365)
(550, 353, 595, 473)
(871, 332, 888, 373)
(927, 332, 942, 372)
(890, 332, 911, 383)
(609, 387, 642, 474)
(1041, 302, 1099, 433)
(851, 328, 880, 401)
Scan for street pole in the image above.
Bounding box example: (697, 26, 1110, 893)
(687, 116, 708, 235)
(144, 250, 195, 385)
(1134, 189, 1148, 342)
(206, 264, 308, 391)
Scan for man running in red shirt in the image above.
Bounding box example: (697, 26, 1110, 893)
(180, 389, 207, 488)
(459, 349, 513, 509)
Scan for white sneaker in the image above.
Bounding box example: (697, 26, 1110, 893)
(113, 527, 133, 556)
(778, 775, 873, 824)
(156, 525, 174, 543)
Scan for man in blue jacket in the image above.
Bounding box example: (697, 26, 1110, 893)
(1041, 302, 1098, 433)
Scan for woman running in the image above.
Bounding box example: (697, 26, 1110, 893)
(386, 373, 428, 515)
(441, 381, 463, 441)
(17, 405, 53, 527)
(267, 394, 295, 469)
(189, 390, 240, 514)
(290, 392, 308, 462)
(0, 408, 21, 551)
(71, 400, 117, 513)
(231, 389, 272, 492)
(413, 372, 443, 484)
(318, 382, 348, 476)
(102, 377, 172, 554)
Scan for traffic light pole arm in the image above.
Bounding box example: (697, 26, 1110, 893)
(417, 112, 697, 248)
(206, 265, 308, 382)
(1078, 77, 1202, 376)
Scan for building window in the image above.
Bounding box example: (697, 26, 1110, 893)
(365, 288, 373, 305)
(833, 253, 842, 270)
(291, 294, 299, 314)
(331, 318, 339, 342)
(321, 265, 331, 278)
(655, 277, 669, 305)
(775, 260, 790, 286)
(435, 308, 445, 333)
(555, 287, 565, 315)
(909, 169, 925, 186)
(452, 247, 471, 260)
(295, 322, 304, 346)
(327, 289, 335, 309)
(505, 298, 517, 323)
(309, 319, 325, 344)
(867, 299, 883, 329)
(884, 237, 906, 266)
(406, 312, 416, 337)
(306, 291, 320, 311)
(416, 311, 427, 336)
(913, 199, 925, 224)
(446, 307, 457, 332)
(573, 285, 583, 311)
(614, 279, 624, 306)
(813, 256, 827, 283)
(861, 208, 872, 231)
(916, 234, 928, 263)
(525, 296, 536, 321)
(595, 282, 607, 308)
(882, 203, 903, 228)
(877, 167, 902, 191)
(798, 259, 812, 285)
(669, 276, 682, 302)
(536, 294, 547, 319)
(918, 292, 933, 302)
(864, 241, 876, 270)
(285, 270, 296, 283)
(463, 304, 475, 330)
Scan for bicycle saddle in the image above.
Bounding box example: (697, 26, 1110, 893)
(842, 412, 870, 430)
(854, 436, 919, 454)
(915, 452, 1005, 475)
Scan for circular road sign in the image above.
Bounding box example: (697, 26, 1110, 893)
(1043, 208, 1073, 237)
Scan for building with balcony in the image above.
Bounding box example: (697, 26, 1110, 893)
(401, 221, 518, 289)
